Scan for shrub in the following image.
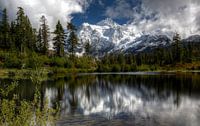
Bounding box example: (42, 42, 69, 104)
(26, 53, 43, 69)
(123, 64, 131, 72)
(39, 55, 51, 66)
(75, 57, 96, 69)
(64, 59, 73, 68)
(130, 64, 137, 71)
(112, 64, 121, 72)
(50, 57, 66, 67)
(97, 64, 111, 72)
(4, 55, 22, 69)
(137, 65, 151, 71)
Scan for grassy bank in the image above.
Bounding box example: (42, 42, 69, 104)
(0, 62, 200, 79)
(0, 67, 96, 79)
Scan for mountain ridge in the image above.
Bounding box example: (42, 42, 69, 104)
(77, 18, 200, 56)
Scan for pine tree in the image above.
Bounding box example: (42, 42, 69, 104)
(25, 16, 37, 51)
(36, 28, 43, 53)
(53, 21, 65, 57)
(66, 22, 78, 57)
(0, 9, 11, 50)
(15, 7, 36, 53)
(10, 21, 16, 50)
(172, 32, 183, 62)
(15, 7, 26, 53)
(40, 15, 50, 55)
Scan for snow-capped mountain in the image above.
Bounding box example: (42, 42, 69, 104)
(124, 35, 171, 53)
(182, 35, 200, 43)
(78, 18, 140, 56)
(78, 18, 172, 56)
(78, 18, 200, 56)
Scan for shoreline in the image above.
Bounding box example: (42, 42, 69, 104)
(0, 68, 200, 79)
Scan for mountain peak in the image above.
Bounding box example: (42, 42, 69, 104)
(78, 19, 200, 56)
(97, 18, 118, 27)
(183, 35, 200, 43)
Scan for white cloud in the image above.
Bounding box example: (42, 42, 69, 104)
(140, 0, 200, 37)
(0, 0, 92, 30)
(106, 0, 200, 38)
(105, 0, 137, 19)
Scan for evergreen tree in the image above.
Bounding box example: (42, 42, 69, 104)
(15, 7, 26, 53)
(36, 28, 43, 53)
(172, 32, 183, 62)
(0, 9, 11, 50)
(66, 22, 78, 57)
(15, 7, 36, 53)
(10, 21, 16, 50)
(53, 21, 65, 57)
(25, 16, 37, 51)
(40, 15, 50, 55)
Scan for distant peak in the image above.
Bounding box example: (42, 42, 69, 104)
(97, 18, 118, 27)
(82, 22, 90, 26)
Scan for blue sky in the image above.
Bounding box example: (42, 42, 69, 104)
(72, 0, 141, 26)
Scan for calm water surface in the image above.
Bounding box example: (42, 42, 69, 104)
(2, 72, 200, 126)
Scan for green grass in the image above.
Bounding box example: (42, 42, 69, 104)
(0, 67, 96, 79)
(0, 61, 200, 79)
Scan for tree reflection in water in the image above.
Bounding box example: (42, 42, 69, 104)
(1, 72, 200, 126)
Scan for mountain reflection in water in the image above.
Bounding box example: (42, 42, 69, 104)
(42, 73, 200, 126)
(3, 73, 200, 126)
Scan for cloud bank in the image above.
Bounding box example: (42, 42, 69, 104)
(105, 0, 139, 19)
(106, 0, 200, 38)
(0, 0, 92, 30)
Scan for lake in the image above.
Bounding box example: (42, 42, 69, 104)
(1, 72, 200, 126)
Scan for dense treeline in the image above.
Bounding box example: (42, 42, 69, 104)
(0, 7, 78, 55)
(0, 7, 200, 72)
(97, 33, 200, 72)
(0, 7, 95, 70)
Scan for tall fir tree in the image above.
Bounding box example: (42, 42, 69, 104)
(10, 21, 16, 50)
(40, 15, 50, 55)
(172, 32, 183, 62)
(66, 22, 78, 57)
(36, 28, 43, 53)
(15, 7, 26, 53)
(25, 16, 37, 51)
(15, 7, 36, 53)
(0, 9, 11, 50)
(53, 21, 65, 57)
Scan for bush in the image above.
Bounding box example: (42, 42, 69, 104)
(97, 64, 111, 72)
(26, 53, 43, 69)
(123, 64, 131, 72)
(150, 65, 158, 71)
(112, 64, 121, 72)
(39, 55, 51, 66)
(137, 65, 151, 71)
(4, 55, 22, 69)
(50, 57, 66, 67)
(75, 57, 96, 69)
(64, 59, 73, 68)
(130, 64, 137, 71)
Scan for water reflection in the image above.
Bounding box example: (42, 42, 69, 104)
(2, 73, 200, 126)
(44, 73, 200, 126)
